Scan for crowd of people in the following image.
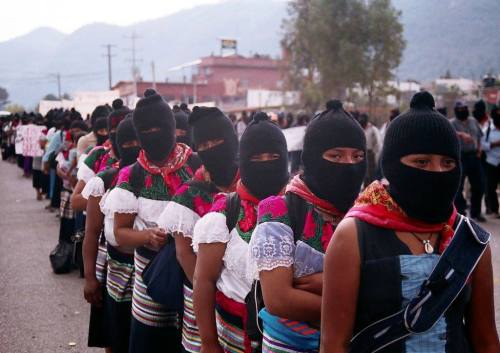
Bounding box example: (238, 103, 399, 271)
(0, 89, 499, 353)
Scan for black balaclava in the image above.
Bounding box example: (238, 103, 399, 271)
(301, 100, 367, 212)
(174, 110, 192, 146)
(90, 105, 111, 127)
(116, 117, 140, 168)
(189, 106, 238, 187)
(133, 89, 176, 163)
(239, 112, 289, 200)
(491, 106, 500, 128)
(382, 91, 461, 224)
(454, 101, 469, 121)
(107, 98, 132, 158)
(357, 113, 369, 129)
(93, 117, 109, 146)
(472, 99, 487, 122)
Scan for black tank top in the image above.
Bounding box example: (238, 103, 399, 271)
(353, 219, 472, 353)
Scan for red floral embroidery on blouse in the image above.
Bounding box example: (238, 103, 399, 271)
(321, 222, 334, 251)
(193, 195, 213, 217)
(302, 211, 316, 239)
(238, 199, 257, 233)
(144, 174, 153, 189)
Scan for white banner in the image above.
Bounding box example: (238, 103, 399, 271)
(23, 125, 46, 157)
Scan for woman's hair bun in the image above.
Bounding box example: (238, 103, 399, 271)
(112, 98, 124, 110)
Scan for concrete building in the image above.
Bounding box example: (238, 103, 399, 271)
(112, 53, 285, 110)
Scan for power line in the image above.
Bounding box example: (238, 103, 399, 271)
(102, 44, 116, 90)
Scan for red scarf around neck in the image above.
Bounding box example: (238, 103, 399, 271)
(346, 181, 457, 253)
(285, 175, 343, 218)
(137, 143, 192, 183)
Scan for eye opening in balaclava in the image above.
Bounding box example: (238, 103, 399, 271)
(132, 89, 176, 163)
(189, 106, 238, 187)
(382, 91, 462, 224)
(107, 98, 132, 158)
(301, 100, 367, 212)
(174, 110, 192, 146)
(116, 117, 141, 168)
(239, 112, 289, 200)
(454, 101, 469, 121)
(93, 116, 109, 146)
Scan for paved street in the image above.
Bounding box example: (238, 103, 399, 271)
(0, 160, 499, 352)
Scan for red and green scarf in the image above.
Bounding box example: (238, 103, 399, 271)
(346, 181, 457, 253)
(137, 143, 192, 192)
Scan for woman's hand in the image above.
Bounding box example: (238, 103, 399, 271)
(145, 227, 168, 248)
(83, 277, 102, 307)
(294, 273, 323, 295)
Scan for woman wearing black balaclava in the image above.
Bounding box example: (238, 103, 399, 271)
(157, 106, 239, 353)
(82, 117, 140, 353)
(72, 103, 119, 211)
(248, 101, 366, 353)
(108, 89, 194, 353)
(321, 92, 499, 353)
(193, 113, 289, 353)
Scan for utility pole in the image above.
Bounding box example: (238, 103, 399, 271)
(124, 31, 142, 97)
(151, 61, 157, 90)
(102, 44, 116, 90)
(50, 73, 62, 99)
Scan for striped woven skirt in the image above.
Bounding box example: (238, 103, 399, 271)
(215, 291, 260, 353)
(260, 309, 319, 353)
(88, 235, 109, 348)
(95, 236, 108, 284)
(182, 283, 202, 352)
(105, 245, 134, 353)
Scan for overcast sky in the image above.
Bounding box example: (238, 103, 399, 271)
(0, 0, 223, 42)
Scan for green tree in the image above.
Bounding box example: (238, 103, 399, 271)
(43, 94, 59, 101)
(282, 0, 405, 112)
(4, 103, 25, 113)
(361, 0, 406, 116)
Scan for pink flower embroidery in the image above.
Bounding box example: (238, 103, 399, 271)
(193, 195, 212, 217)
(258, 196, 287, 221)
(174, 183, 189, 196)
(117, 165, 132, 185)
(321, 222, 334, 251)
(302, 211, 316, 239)
(238, 200, 257, 233)
(144, 174, 153, 189)
(168, 173, 183, 193)
(210, 194, 227, 213)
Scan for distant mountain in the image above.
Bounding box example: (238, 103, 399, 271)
(1, 0, 499, 108)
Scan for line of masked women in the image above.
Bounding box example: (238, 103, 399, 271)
(77, 88, 498, 353)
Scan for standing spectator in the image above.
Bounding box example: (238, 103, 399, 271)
(236, 111, 250, 140)
(379, 108, 400, 142)
(481, 106, 500, 217)
(290, 112, 310, 174)
(358, 113, 381, 186)
(473, 100, 494, 213)
(451, 101, 486, 222)
(76, 105, 111, 156)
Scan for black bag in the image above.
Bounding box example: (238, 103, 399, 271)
(244, 192, 307, 344)
(142, 241, 186, 312)
(49, 241, 74, 274)
(72, 230, 85, 278)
